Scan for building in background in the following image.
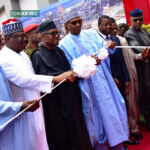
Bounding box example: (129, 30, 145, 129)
(0, 0, 59, 27)
(0, 0, 126, 33)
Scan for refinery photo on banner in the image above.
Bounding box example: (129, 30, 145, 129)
(19, 0, 126, 35)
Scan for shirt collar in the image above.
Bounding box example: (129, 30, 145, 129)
(98, 31, 110, 39)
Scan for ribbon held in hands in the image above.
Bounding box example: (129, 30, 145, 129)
(115, 46, 150, 49)
(72, 54, 97, 79)
(0, 79, 66, 131)
(97, 47, 109, 60)
(0, 47, 110, 131)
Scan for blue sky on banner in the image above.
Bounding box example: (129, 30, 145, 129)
(19, 0, 125, 34)
(19, 0, 81, 26)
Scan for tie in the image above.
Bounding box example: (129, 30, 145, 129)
(105, 36, 110, 41)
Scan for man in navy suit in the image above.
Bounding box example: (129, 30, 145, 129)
(110, 18, 130, 99)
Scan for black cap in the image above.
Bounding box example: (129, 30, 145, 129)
(38, 20, 56, 33)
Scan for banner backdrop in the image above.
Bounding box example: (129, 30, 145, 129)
(123, 0, 150, 25)
(19, 0, 126, 35)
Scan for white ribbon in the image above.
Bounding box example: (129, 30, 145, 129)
(0, 79, 66, 131)
(73, 54, 97, 79)
(116, 46, 150, 49)
(97, 47, 109, 60)
(2, 44, 145, 130)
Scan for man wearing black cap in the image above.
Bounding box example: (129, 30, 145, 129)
(125, 9, 150, 132)
(31, 20, 92, 150)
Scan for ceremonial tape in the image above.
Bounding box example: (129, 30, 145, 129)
(115, 46, 150, 49)
(1, 44, 149, 130)
(0, 78, 66, 131)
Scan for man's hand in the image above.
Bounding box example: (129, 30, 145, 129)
(52, 71, 76, 83)
(21, 99, 40, 112)
(107, 40, 116, 50)
(91, 54, 101, 65)
(142, 48, 149, 58)
(67, 70, 76, 82)
(124, 81, 131, 94)
(114, 77, 121, 88)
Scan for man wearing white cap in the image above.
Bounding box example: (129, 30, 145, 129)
(59, 11, 129, 150)
(0, 19, 75, 150)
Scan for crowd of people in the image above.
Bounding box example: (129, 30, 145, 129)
(0, 8, 150, 150)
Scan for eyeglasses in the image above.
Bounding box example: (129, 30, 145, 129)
(44, 31, 60, 37)
(133, 18, 143, 22)
(69, 19, 83, 25)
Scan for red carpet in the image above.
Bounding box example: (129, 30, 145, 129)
(127, 127, 150, 150)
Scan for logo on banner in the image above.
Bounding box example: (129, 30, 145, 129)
(10, 10, 40, 17)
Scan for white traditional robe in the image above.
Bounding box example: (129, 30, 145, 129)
(0, 46, 53, 150)
(117, 35, 142, 133)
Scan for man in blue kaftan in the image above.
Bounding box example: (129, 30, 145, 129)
(59, 13, 129, 150)
(0, 65, 40, 150)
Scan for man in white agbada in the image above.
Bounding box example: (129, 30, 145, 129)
(0, 19, 75, 150)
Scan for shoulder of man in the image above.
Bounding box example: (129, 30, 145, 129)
(141, 28, 150, 38)
(124, 27, 137, 38)
(82, 29, 98, 37)
(56, 46, 64, 52)
(117, 35, 127, 43)
(60, 33, 71, 41)
(59, 33, 74, 48)
(110, 35, 120, 44)
(24, 47, 34, 57)
(142, 28, 148, 33)
(110, 34, 116, 40)
(117, 35, 123, 40)
(31, 48, 41, 60)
